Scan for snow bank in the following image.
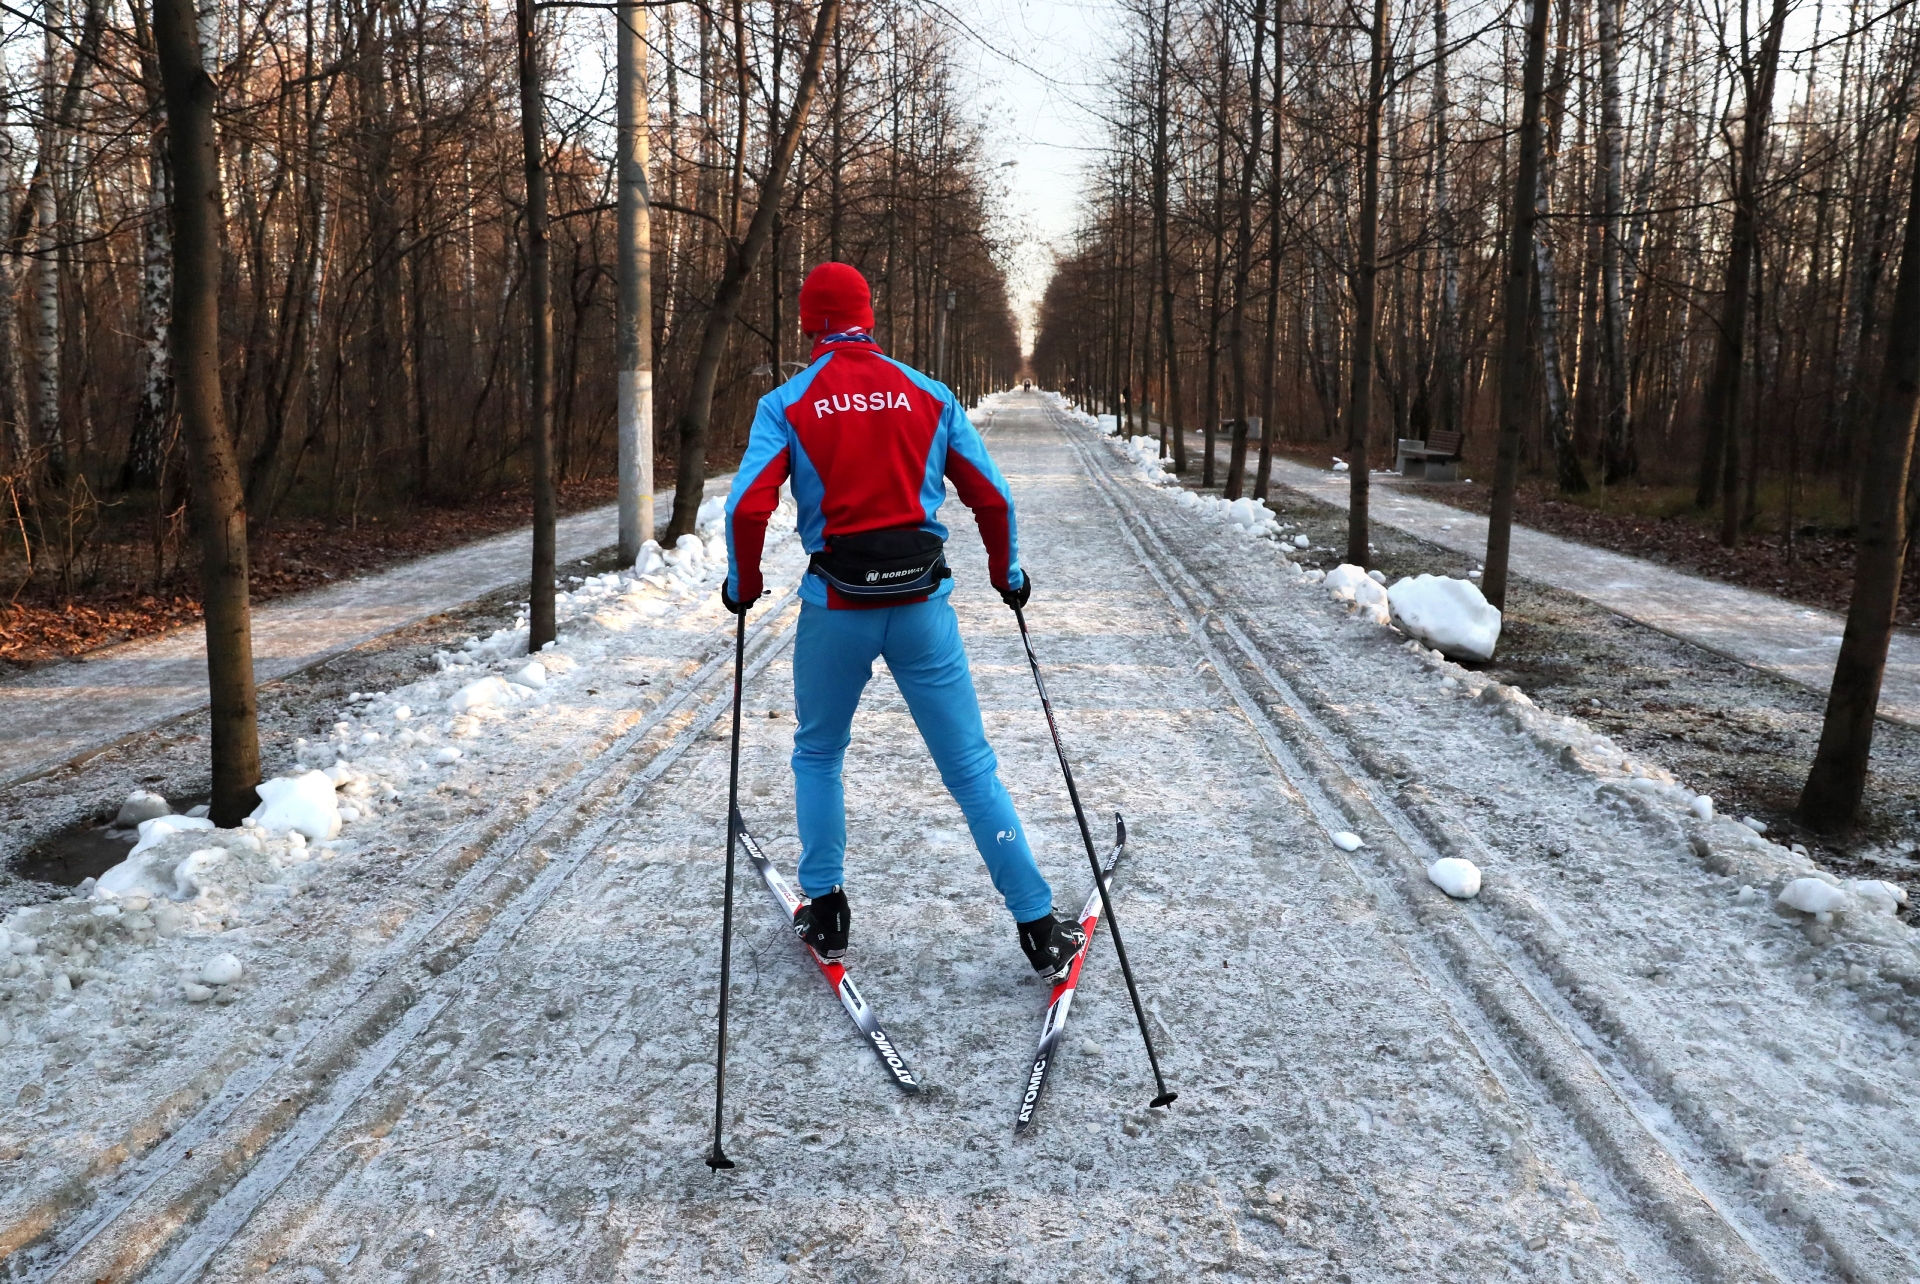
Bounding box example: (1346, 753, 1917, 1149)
(1386, 574, 1502, 662)
(128, 813, 214, 858)
(248, 770, 342, 841)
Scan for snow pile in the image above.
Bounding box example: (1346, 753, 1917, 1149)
(1778, 875, 1910, 922)
(1116, 435, 1176, 487)
(1324, 564, 1391, 626)
(1428, 858, 1482, 899)
(1386, 574, 1502, 662)
(247, 770, 343, 841)
(128, 813, 214, 858)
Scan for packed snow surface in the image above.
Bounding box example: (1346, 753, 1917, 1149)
(1386, 573, 1503, 661)
(6, 394, 1919, 1282)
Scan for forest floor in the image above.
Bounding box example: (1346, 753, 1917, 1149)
(2, 393, 1916, 1282)
(1261, 442, 1920, 629)
(0, 471, 726, 667)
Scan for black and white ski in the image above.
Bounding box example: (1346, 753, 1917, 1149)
(1014, 813, 1127, 1132)
(733, 809, 921, 1093)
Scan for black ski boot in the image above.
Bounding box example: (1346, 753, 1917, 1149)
(1018, 912, 1086, 982)
(793, 887, 850, 959)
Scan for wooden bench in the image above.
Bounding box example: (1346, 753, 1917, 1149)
(1395, 429, 1464, 481)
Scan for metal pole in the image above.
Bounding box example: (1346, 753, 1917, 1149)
(706, 609, 747, 1170)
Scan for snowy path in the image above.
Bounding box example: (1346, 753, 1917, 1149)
(0, 486, 722, 788)
(9, 396, 1917, 1282)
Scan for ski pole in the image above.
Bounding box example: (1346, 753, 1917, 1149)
(706, 607, 748, 1171)
(1013, 604, 1176, 1111)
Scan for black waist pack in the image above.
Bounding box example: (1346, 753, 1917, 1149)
(809, 526, 951, 603)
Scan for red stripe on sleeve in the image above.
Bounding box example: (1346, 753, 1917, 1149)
(945, 452, 1013, 591)
(731, 446, 789, 603)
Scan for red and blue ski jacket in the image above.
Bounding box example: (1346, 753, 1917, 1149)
(724, 332, 1022, 609)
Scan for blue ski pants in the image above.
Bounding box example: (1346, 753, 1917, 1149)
(791, 596, 1055, 923)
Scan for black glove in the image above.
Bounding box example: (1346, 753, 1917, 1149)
(999, 569, 1031, 611)
(720, 585, 751, 616)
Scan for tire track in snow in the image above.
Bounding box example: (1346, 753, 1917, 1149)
(30, 585, 806, 1284)
(1049, 406, 1805, 1284)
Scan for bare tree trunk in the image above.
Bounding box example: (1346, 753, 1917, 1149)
(1254, 0, 1285, 499)
(517, 0, 557, 649)
(1153, 0, 1185, 472)
(1432, 0, 1462, 443)
(1696, 0, 1790, 541)
(156, 0, 260, 823)
(1484, 0, 1551, 612)
(616, 0, 654, 563)
(1225, 0, 1268, 500)
(666, 0, 842, 542)
(1346, 0, 1389, 566)
(1596, 0, 1634, 481)
(1534, 168, 1588, 491)
(1798, 120, 1920, 832)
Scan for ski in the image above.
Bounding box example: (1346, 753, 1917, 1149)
(1015, 813, 1127, 1133)
(734, 808, 922, 1094)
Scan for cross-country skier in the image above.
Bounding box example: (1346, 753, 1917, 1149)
(721, 262, 1086, 981)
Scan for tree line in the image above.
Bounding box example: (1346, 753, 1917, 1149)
(1, 0, 1020, 820)
(0, 0, 1020, 600)
(1032, 0, 1920, 829)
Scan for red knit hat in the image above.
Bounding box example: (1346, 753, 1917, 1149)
(799, 262, 874, 334)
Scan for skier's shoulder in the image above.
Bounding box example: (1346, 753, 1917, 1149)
(874, 356, 958, 409)
(767, 356, 834, 415)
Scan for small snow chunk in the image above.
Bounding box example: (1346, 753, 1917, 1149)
(1324, 564, 1387, 610)
(114, 790, 172, 828)
(182, 983, 214, 1003)
(186, 804, 210, 818)
(1691, 795, 1715, 822)
(1778, 878, 1848, 915)
(199, 952, 244, 986)
(1331, 831, 1364, 852)
(1293, 533, 1310, 548)
(1386, 574, 1501, 662)
(1428, 858, 1482, 899)
(513, 661, 547, 690)
(1740, 816, 1768, 835)
(1735, 884, 1761, 906)
(393, 705, 412, 721)
(1367, 569, 1386, 584)
(433, 747, 463, 766)
(1332, 460, 1350, 473)
(1080, 1038, 1104, 1057)
(248, 770, 343, 841)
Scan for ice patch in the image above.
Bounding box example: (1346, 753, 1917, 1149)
(1386, 574, 1501, 662)
(1428, 858, 1482, 899)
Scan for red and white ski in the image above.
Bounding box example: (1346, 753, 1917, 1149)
(734, 809, 921, 1094)
(1015, 814, 1127, 1132)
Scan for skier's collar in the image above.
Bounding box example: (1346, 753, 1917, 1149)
(812, 330, 884, 357)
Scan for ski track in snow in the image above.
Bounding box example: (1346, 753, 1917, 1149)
(4, 395, 1916, 1282)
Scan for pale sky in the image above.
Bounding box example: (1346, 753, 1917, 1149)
(938, 0, 1128, 352)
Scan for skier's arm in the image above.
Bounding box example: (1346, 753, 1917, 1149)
(942, 395, 1022, 593)
(724, 398, 791, 605)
